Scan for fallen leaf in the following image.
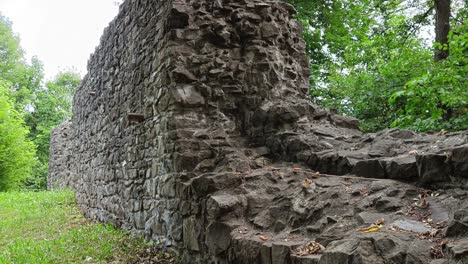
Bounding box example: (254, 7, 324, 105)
(292, 168, 301, 174)
(295, 241, 325, 256)
(303, 179, 313, 185)
(431, 239, 448, 259)
(259, 235, 269, 241)
(359, 224, 383, 233)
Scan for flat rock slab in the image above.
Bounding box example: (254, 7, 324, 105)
(427, 197, 450, 223)
(356, 212, 392, 225)
(391, 219, 431, 234)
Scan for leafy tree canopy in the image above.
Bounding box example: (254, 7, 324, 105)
(288, 0, 467, 132)
(0, 14, 80, 190)
(0, 80, 36, 191)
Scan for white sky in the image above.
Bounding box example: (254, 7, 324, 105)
(0, 0, 121, 80)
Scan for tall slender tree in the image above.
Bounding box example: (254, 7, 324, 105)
(435, 0, 452, 61)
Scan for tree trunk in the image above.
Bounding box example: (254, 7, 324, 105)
(434, 0, 451, 61)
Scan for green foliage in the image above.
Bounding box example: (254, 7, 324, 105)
(25, 71, 80, 190)
(0, 81, 36, 191)
(289, 0, 467, 132)
(0, 14, 41, 190)
(0, 14, 80, 190)
(324, 36, 434, 132)
(390, 20, 468, 131)
(0, 15, 24, 81)
(0, 190, 172, 263)
(0, 15, 43, 110)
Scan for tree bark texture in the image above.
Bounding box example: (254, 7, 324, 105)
(434, 0, 451, 61)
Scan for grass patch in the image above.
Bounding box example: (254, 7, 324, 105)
(0, 190, 175, 263)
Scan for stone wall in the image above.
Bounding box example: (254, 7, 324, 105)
(48, 121, 73, 190)
(50, 0, 313, 258)
(49, 0, 468, 263)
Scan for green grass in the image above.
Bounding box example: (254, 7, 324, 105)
(0, 190, 174, 264)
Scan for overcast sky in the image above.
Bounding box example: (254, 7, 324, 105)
(0, 0, 120, 80)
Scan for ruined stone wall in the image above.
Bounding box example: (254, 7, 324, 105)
(48, 121, 73, 190)
(47, 0, 177, 237)
(49, 0, 313, 259)
(49, 0, 468, 263)
(64, 0, 176, 241)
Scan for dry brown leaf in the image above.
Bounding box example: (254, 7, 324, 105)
(303, 179, 313, 185)
(259, 235, 269, 241)
(431, 239, 448, 259)
(295, 241, 325, 256)
(292, 168, 301, 174)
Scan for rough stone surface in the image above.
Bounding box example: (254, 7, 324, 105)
(48, 0, 468, 263)
(448, 239, 468, 262)
(48, 121, 73, 190)
(446, 209, 468, 237)
(391, 219, 431, 234)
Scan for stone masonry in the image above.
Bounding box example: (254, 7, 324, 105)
(49, 0, 468, 263)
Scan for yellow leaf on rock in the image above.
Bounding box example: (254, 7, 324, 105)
(359, 224, 383, 233)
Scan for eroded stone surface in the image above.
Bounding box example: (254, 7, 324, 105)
(48, 0, 468, 263)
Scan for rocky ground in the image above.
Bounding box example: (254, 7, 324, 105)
(171, 105, 468, 263)
(175, 124, 468, 263)
(188, 163, 468, 264)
